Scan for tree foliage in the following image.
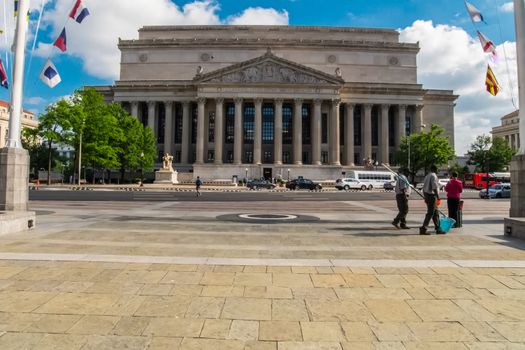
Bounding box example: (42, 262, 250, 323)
(27, 88, 157, 184)
(394, 124, 456, 182)
(467, 135, 515, 172)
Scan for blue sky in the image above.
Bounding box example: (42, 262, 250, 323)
(0, 0, 519, 154)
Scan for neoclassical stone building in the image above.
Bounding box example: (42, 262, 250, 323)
(492, 110, 521, 151)
(0, 100, 37, 147)
(96, 25, 457, 180)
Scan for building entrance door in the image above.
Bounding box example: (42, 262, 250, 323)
(263, 168, 272, 181)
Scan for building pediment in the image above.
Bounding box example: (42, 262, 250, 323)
(195, 51, 344, 86)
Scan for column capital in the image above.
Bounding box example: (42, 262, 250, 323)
(254, 98, 263, 106)
(215, 97, 224, 105)
(415, 104, 424, 112)
(148, 101, 156, 108)
(381, 104, 390, 109)
(398, 104, 407, 111)
(181, 100, 191, 108)
(294, 98, 304, 105)
(164, 101, 173, 108)
(345, 103, 355, 109)
(234, 97, 243, 105)
(364, 103, 373, 111)
(331, 99, 341, 107)
(313, 99, 323, 107)
(274, 98, 284, 105)
(130, 101, 139, 107)
(197, 97, 206, 105)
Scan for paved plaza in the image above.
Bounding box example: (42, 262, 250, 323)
(0, 194, 525, 349)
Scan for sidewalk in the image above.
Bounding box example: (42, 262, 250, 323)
(0, 198, 524, 349)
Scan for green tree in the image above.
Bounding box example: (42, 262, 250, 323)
(467, 135, 515, 173)
(36, 101, 73, 184)
(138, 125, 157, 183)
(394, 124, 456, 183)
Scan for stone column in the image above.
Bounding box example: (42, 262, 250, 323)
(164, 101, 174, 156)
(344, 103, 355, 166)
(312, 99, 322, 165)
(214, 98, 224, 165)
(195, 98, 206, 164)
(330, 100, 341, 166)
(131, 101, 139, 119)
(274, 99, 283, 165)
(293, 99, 303, 165)
(363, 104, 372, 161)
(254, 98, 263, 164)
(396, 104, 407, 149)
(147, 101, 156, 136)
(234, 98, 243, 165)
(413, 105, 424, 133)
(181, 101, 191, 164)
(380, 104, 390, 165)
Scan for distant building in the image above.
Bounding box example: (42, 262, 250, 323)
(0, 100, 38, 147)
(492, 110, 521, 151)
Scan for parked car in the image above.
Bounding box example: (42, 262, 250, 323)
(286, 178, 322, 191)
(246, 179, 276, 190)
(438, 178, 449, 191)
(383, 181, 396, 191)
(335, 178, 370, 191)
(479, 183, 511, 199)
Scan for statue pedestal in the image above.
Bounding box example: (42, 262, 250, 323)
(154, 169, 178, 184)
(504, 155, 525, 239)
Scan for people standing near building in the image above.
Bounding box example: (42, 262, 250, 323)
(445, 171, 463, 227)
(392, 168, 411, 229)
(195, 176, 202, 197)
(420, 165, 445, 235)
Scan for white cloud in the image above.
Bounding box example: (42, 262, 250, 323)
(35, 0, 289, 80)
(399, 20, 518, 155)
(499, 2, 514, 12)
(25, 96, 46, 105)
(227, 7, 289, 25)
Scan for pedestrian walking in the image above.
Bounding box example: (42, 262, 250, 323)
(419, 165, 445, 235)
(195, 176, 202, 197)
(445, 171, 463, 228)
(392, 168, 411, 229)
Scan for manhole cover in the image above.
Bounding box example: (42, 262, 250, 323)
(217, 213, 319, 224)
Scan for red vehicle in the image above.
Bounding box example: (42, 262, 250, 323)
(464, 173, 496, 190)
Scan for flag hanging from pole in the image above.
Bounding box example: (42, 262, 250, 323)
(14, 0, 18, 17)
(477, 30, 496, 54)
(53, 28, 67, 52)
(465, 1, 485, 23)
(0, 59, 8, 89)
(39, 60, 62, 88)
(69, 0, 90, 23)
(485, 65, 500, 96)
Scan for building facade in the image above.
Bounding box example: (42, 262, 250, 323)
(492, 110, 521, 151)
(0, 100, 38, 147)
(96, 25, 457, 180)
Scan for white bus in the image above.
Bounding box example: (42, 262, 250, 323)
(345, 170, 396, 189)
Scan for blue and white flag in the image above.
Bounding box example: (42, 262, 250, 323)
(39, 59, 61, 88)
(0, 59, 8, 89)
(69, 0, 90, 23)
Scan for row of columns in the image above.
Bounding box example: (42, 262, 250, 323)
(129, 99, 424, 166)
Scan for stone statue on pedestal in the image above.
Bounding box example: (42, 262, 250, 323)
(155, 153, 178, 184)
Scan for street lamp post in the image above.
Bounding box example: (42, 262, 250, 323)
(245, 167, 248, 180)
(287, 168, 290, 180)
(140, 151, 144, 186)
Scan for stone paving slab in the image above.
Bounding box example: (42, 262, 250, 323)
(0, 198, 523, 348)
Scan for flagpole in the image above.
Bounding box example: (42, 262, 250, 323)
(6, 0, 29, 148)
(514, 0, 525, 155)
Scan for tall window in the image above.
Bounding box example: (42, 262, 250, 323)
(244, 104, 255, 143)
(225, 103, 235, 143)
(264, 151, 272, 163)
(245, 151, 253, 163)
(157, 103, 165, 144)
(283, 104, 293, 144)
(283, 151, 291, 164)
(302, 105, 311, 144)
(354, 106, 361, 146)
(208, 112, 215, 142)
(174, 104, 183, 143)
(321, 113, 328, 143)
(262, 104, 274, 143)
(321, 151, 328, 164)
(191, 104, 197, 144)
(371, 107, 378, 146)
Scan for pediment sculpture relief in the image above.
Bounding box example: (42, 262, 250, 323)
(207, 62, 331, 84)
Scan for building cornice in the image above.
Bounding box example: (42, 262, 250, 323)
(118, 38, 419, 53)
